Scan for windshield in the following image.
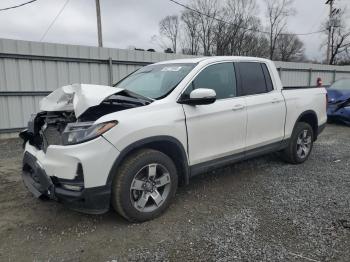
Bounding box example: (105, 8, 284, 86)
(114, 63, 196, 99)
(330, 79, 350, 91)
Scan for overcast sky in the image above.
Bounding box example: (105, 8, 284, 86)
(0, 0, 349, 61)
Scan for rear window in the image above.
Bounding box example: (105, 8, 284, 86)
(237, 62, 273, 96)
(262, 64, 274, 92)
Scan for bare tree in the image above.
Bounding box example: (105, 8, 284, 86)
(157, 0, 304, 59)
(275, 33, 305, 61)
(323, 9, 350, 65)
(191, 0, 219, 56)
(226, 0, 259, 55)
(241, 33, 270, 58)
(159, 15, 179, 53)
(212, 0, 269, 57)
(181, 10, 200, 55)
(264, 0, 295, 60)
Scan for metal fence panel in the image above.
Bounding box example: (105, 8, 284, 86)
(335, 72, 350, 81)
(1, 38, 350, 135)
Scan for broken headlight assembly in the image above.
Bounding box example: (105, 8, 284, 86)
(62, 121, 118, 145)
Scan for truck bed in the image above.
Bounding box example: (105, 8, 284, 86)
(281, 87, 328, 139)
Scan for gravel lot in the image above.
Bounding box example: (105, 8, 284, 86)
(0, 124, 349, 262)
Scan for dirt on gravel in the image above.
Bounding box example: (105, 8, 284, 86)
(0, 124, 349, 262)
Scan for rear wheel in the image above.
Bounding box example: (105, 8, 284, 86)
(111, 149, 178, 222)
(281, 122, 314, 164)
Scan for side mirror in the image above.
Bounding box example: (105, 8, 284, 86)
(179, 88, 216, 105)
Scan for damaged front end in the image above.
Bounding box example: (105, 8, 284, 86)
(19, 84, 151, 213)
(20, 84, 152, 150)
(19, 111, 75, 150)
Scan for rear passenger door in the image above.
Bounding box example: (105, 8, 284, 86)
(236, 62, 286, 151)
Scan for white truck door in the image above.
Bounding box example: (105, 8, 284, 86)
(236, 62, 286, 151)
(181, 62, 247, 165)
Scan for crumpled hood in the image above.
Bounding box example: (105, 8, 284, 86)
(40, 84, 124, 117)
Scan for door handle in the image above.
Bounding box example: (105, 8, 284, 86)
(232, 104, 245, 111)
(271, 98, 281, 104)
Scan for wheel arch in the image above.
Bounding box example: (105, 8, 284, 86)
(293, 110, 319, 140)
(106, 136, 190, 187)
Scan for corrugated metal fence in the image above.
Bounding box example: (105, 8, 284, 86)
(275, 61, 350, 88)
(0, 39, 191, 137)
(1, 38, 350, 137)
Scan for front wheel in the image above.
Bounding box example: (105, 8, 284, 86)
(111, 149, 178, 222)
(281, 122, 314, 164)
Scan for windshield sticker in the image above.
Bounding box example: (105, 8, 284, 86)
(161, 66, 182, 72)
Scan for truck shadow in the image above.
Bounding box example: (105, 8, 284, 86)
(36, 152, 285, 226)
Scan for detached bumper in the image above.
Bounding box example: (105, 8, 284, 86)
(22, 152, 111, 214)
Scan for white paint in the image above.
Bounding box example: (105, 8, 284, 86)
(189, 88, 216, 99)
(25, 136, 119, 188)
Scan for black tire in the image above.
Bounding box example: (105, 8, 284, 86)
(111, 149, 178, 222)
(281, 122, 314, 164)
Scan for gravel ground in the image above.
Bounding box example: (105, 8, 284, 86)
(0, 124, 349, 262)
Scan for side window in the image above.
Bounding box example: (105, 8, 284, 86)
(261, 64, 274, 92)
(238, 62, 270, 96)
(183, 63, 237, 100)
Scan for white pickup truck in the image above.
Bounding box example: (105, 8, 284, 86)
(20, 57, 327, 222)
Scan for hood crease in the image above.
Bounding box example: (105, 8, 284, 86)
(39, 84, 124, 117)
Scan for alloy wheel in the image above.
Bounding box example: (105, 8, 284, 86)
(130, 163, 171, 212)
(296, 129, 312, 159)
